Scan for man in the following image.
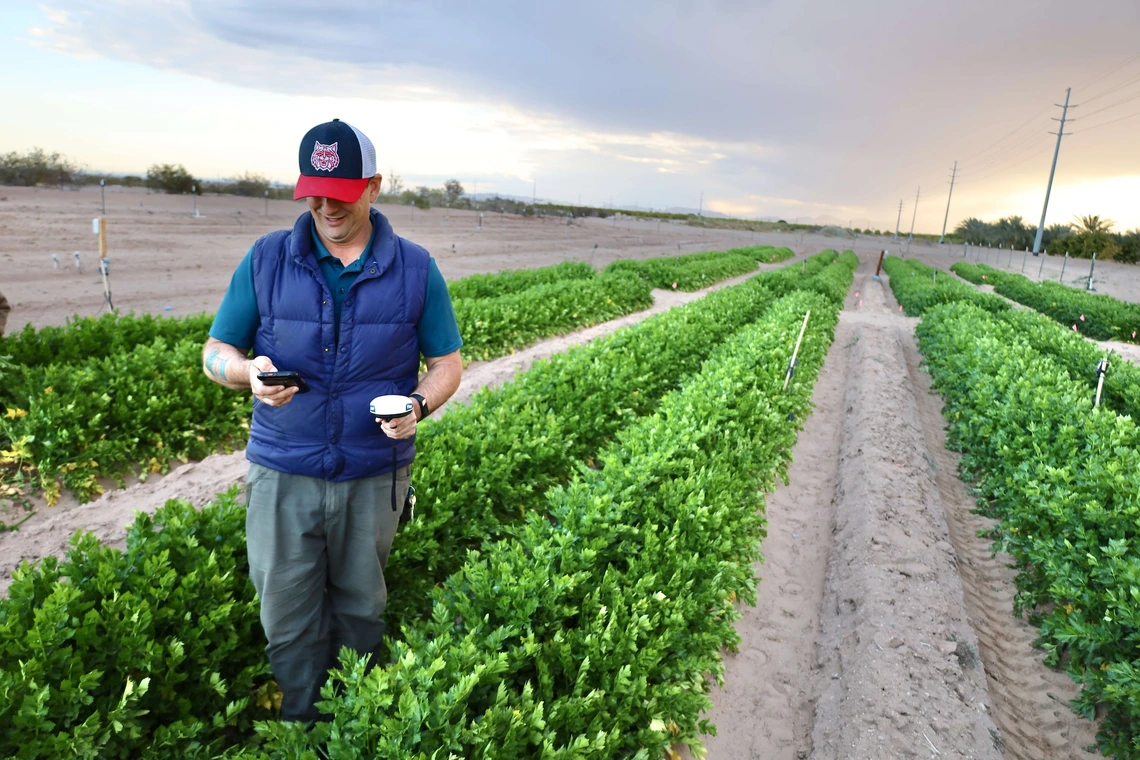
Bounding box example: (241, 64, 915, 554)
(202, 119, 463, 722)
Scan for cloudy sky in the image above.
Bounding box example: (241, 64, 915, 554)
(3, 1, 1140, 231)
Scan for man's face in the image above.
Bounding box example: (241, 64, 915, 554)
(307, 175, 383, 246)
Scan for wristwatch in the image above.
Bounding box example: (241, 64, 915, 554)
(410, 393, 429, 419)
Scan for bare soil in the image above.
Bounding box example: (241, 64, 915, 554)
(4, 185, 817, 330)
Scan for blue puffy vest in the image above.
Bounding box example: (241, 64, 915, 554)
(245, 209, 429, 480)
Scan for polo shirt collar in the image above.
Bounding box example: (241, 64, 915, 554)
(310, 218, 375, 271)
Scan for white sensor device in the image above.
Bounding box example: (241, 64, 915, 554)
(370, 395, 415, 421)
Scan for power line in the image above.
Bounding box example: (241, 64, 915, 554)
(1070, 107, 1140, 134)
(956, 110, 1056, 175)
(957, 129, 1054, 181)
(956, 127, 1051, 177)
(1077, 87, 1140, 119)
(959, 103, 1054, 164)
(1076, 51, 1140, 92)
(956, 143, 1055, 186)
(1079, 72, 1140, 105)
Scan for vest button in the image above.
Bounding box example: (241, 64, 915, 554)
(332, 391, 339, 399)
(322, 300, 328, 305)
(324, 346, 330, 352)
(370, 268, 376, 274)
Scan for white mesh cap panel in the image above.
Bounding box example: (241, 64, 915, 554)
(347, 122, 376, 178)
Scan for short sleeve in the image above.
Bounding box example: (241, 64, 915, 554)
(417, 258, 463, 358)
(208, 247, 259, 349)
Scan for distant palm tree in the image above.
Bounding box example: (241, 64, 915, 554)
(955, 217, 989, 244)
(1074, 214, 1115, 235)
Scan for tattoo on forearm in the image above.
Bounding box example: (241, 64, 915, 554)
(204, 348, 227, 381)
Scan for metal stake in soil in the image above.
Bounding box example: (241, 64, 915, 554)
(783, 310, 812, 391)
(1095, 357, 1109, 408)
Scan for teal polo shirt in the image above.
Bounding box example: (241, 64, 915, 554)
(209, 220, 463, 356)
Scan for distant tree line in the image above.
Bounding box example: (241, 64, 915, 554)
(0, 148, 81, 186)
(0, 148, 294, 199)
(954, 214, 1140, 263)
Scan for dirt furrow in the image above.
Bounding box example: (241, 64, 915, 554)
(896, 286, 1100, 759)
(808, 273, 1000, 760)
(680, 282, 853, 760)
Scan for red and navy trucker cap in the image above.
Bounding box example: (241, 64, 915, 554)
(293, 119, 377, 203)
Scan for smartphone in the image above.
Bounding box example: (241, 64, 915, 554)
(256, 371, 311, 393)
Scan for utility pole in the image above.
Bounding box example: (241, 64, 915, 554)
(698, 190, 703, 218)
(939, 161, 957, 244)
(533, 179, 536, 206)
(906, 187, 920, 249)
(1033, 87, 1073, 254)
(894, 199, 903, 241)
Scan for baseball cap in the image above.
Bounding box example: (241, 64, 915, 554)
(293, 119, 377, 203)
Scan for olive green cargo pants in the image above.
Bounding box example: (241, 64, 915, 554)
(245, 462, 411, 722)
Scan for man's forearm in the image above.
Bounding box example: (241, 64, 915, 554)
(415, 351, 463, 417)
(202, 338, 253, 390)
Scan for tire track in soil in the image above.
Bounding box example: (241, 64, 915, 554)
(892, 283, 1101, 758)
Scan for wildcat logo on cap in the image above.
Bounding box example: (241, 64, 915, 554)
(311, 141, 340, 172)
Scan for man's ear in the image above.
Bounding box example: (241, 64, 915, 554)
(368, 174, 383, 203)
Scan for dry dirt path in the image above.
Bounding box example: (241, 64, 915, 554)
(686, 260, 1000, 760)
(0, 262, 795, 594)
(807, 268, 999, 760)
(685, 256, 1101, 760)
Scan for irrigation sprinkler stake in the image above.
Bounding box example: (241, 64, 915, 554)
(783, 310, 812, 391)
(94, 216, 114, 311)
(1060, 251, 1068, 282)
(1021, 247, 1028, 273)
(1038, 249, 1046, 278)
(1087, 253, 1097, 291)
(1095, 357, 1109, 408)
(873, 249, 885, 280)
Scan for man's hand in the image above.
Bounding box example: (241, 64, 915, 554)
(379, 407, 417, 440)
(249, 355, 299, 407)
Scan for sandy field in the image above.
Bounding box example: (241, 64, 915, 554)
(4, 185, 817, 330)
(3, 187, 1135, 759)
